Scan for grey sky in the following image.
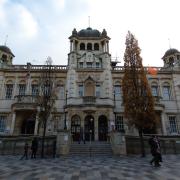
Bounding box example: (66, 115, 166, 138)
(0, 0, 179, 66)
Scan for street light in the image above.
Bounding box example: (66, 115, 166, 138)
(64, 90, 68, 130)
(89, 118, 93, 157)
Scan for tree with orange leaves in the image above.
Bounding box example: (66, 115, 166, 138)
(122, 31, 157, 157)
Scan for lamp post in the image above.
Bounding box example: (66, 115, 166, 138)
(64, 90, 68, 130)
(89, 118, 93, 157)
(113, 90, 116, 131)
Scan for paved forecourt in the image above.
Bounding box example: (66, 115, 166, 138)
(0, 155, 180, 180)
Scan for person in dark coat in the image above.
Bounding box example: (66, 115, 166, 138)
(149, 135, 162, 167)
(20, 142, 29, 160)
(31, 137, 38, 159)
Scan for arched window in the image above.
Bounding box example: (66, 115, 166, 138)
(114, 81, 121, 99)
(151, 82, 158, 97)
(2, 54, 7, 62)
(18, 80, 26, 96)
(80, 43, 85, 50)
(94, 43, 99, 51)
(163, 82, 171, 100)
(71, 115, 81, 141)
(87, 43, 92, 50)
(5, 80, 13, 99)
(31, 81, 39, 96)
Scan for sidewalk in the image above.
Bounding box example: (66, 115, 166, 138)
(0, 155, 180, 180)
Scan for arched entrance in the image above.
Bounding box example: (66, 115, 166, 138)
(84, 115, 94, 141)
(71, 115, 81, 141)
(98, 115, 108, 141)
(21, 115, 35, 134)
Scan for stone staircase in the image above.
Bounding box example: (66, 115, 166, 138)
(69, 141, 112, 156)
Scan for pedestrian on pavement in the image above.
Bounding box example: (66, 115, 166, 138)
(31, 137, 38, 159)
(20, 142, 29, 160)
(79, 127, 85, 144)
(149, 135, 162, 167)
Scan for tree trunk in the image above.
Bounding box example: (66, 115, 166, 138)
(138, 128, 145, 157)
(41, 119, 47, 158)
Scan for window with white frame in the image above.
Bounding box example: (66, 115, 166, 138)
(54, 116, 60, 131)
(79, 62, 83, 68)
(18, 84, 26, 95)
(78, 84, 84, 96)
(59, 85, 64, 99)
(163, 83, 171, 100)
(5, 84, 13, 99)
(114, 84, 121, 98)
(32, 84, 39, 96)
(0, 115, 6, 132)
(151, 83, 158, 97)
(95, 84, 100, 97)
(115, 116, 124, 132)
(169, 116, 178, 134)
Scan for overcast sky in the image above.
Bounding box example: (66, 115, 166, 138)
(0, 0, 180, 67)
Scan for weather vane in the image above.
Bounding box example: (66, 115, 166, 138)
(88, 16, 90, 27)
(168, 38, 171, 49)
(4, 35, 8, 46)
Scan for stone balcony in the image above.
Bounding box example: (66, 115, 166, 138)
(83, 96, 96, 104)
(12, 95, 39, 111)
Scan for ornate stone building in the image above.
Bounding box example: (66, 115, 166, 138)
(0, 27, 180, 141)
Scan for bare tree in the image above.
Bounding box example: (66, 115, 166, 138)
(122, 31, 157, 157)
(37, 57, 56, 158)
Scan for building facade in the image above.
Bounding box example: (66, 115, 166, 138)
(0, 27, 180, 141)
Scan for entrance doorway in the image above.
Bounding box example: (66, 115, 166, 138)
(84, 115, 94, 141)
(21, 114, 36, 134)
(71, 115, 81, 141)
(98, 115, 108, 141)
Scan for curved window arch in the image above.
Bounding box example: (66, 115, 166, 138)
(87, 43, 92, 50)
(94, 43, 99, 50)
(162, 82, 171, 100)
(80, 43, 85, 50)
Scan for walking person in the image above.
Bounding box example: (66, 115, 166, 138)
(20, 142, 29, 160)
(79, 127, 85, 144)
(149, 135, 162, 167)
(31, 137, 38, 159)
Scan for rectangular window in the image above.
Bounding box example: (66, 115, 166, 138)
(96, 62, 100, 68)
(87, 62, 92, 68)
(151, 86, 158, 97)
(169, 116, 178, 134)
(114, 85, 121, 98)
(5, 84, 13, 99)
(163, 86, 171, 100)
(79, 62, 83, 68)
(54, 116, 60, 131)
(78, 84, 83, 96)
(0, 115, 6, 132)
(32, 85, 39, 96)
(59, 85, 64, 99)
(115, 116, 124, 132)
(18, 84, 26, 95)
(96, 84, 100, 97)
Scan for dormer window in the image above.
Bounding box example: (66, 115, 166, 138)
(2, 54, 7, 62)
(87, 43, 92, 50)
(80, 43, 85, 50)
(94, 43, 99, 51)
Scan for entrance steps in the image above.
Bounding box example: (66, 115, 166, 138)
(69, 141, 112, 156)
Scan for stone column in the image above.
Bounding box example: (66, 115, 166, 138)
(161, 112, 167, 135)
(107, 41, 109, 53)
(94, 114, 98, 141)
(10, 112, 16, 135)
